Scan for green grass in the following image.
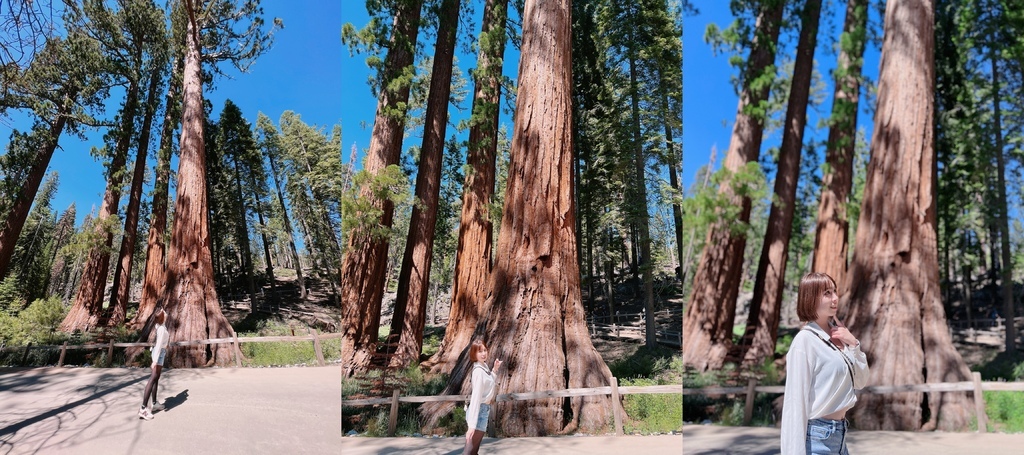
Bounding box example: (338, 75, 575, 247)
(984, 391, 1024, 433)
(621, 377, 682, 433)
(238, 319, 340, 367)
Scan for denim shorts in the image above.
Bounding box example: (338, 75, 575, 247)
(806, 418, 849, 455)
(154, 350, 166, 366)
(473, 404, 490, 431)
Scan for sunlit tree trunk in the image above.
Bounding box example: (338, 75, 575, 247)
(845, 0, 973, 431)
(110, 64, 165, 327)
(340, 0, 423, 377)
(741, 0, 822, 367)
(422, 0, 508, 377)
(681, 0, 784, 371)
(388, 0, 462, 369)
(812, 0, 868, 289)
(159, 1, 235, 367)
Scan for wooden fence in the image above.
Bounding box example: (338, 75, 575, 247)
(0, 330, 342, 368)
(683, 371, 1024, 432)
(343, 378, 683, 437)
(587, 308, 683, 348)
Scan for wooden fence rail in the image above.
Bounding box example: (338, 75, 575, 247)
(682, 371, 1024, 431)
(1, 331, 342, 368)
(342, 379, 684, 437)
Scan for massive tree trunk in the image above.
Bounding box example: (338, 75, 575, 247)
(110, 64, 165, 327)
(484, 0, 613, 435)
(340, 0, 423, 377)
(159, 2, 235, 367)
(741, 0, 822, 367)
(990, 51, 1017, 353)
(422, 0, 508, 377)
(62, 80, 141, 333)
(423, 0, 614, 436)
(811, 0, 868, 289)
(388, 0, 462, 369)
(681, 0, 784, 371)
(133, 56, 181, 331)
(846, 0, 973, 431)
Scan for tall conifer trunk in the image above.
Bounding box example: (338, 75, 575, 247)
(110, 64, 165, 327)
(62, 79, 141, 333)
(845, 0, 973, 431)
(741, 0, 822, 366)
(681, 0, 784, 371)
(812, 0, 868, 288)
(422, 0, 508, 377)
(388, 0, 462, 369)
(159, 1, 235, 367)
(134, 56, 181, 331)
(340, 0, 423, 377)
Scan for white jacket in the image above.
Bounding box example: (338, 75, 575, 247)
(466, 362, 496, 429)
(151, 324, 169, 364)
(781, 322, 869, 454)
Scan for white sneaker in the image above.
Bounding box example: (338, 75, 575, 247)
(151, 402, 165, 412)
(138, 407, 154, 420)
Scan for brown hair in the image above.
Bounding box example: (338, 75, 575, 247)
(796, 272, 837, 322)
(154, 308, 167, 325)
(468, 340, 487, 362)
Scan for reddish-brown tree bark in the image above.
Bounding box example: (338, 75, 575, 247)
(426, 0, 612, 436)
(109, 64, 165, 327)
(811, 0, 868, 289)
(133, 56, 181, 331)
(681, 0, 784, 371)
(388, 0, 462, 369)
(158, 2, 235, 367)
(62, 80, 141, 333)
(741, 0, 822, 367)
(422, 0, 508, 378)
(340, 0, 423, 377)
(845, 0, 973, 431)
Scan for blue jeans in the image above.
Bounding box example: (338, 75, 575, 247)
(806, 418, 849, 455)
(473, 404, 490, 432)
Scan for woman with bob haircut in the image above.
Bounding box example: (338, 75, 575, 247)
(464, 339, 502, 454)
(138, 307, 169, 420)
(781, 272, 869, 454)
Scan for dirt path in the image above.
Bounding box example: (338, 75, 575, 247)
(683, 423, 1024, 454)
(0, 366, 340, 454)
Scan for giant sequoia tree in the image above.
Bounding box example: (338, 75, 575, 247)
(340, 0, 423, 377)
(682, 0, 784, 371)
(159, 0, 275, 367)
(844, 0, 974, 431)
(479, 0, 613, 435)
(422, 0, 509, 377)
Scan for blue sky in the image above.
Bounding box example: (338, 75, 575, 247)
(0, 1, 343, 227)
(683, 0, 882, 191)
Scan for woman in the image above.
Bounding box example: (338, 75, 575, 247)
(781, 273, 869, 454)
(464, 340, 501, 455)
(138, 308, 169, 420)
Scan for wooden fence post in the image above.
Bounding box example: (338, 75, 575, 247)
(387, 389, 400, 436)
(21, 342, 32, 365)
(743, 377, 758, 425)
(233, 332, 242, 367)
(972, 371, 987, 433)
(107, 339, 115, 367)
(58, 341, 68, 367)
(311, 328, 325, 366)
(610, 376, 624, 436)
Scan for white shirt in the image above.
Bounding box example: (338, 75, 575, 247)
(466, 362, 496, 428)
(151, 324, 169, 363)
(781, 322, 869, 455)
